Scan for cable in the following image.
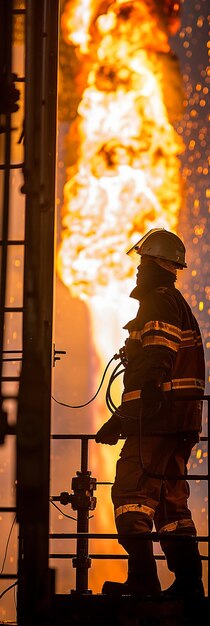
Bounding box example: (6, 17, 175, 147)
(0, 515, 16, 574)
(52, 354, 119, 409)
(52, 349, 147, 475)
(106, 363, 125, 413)
(0, 581, 18, 600)
(50, 500, 76, 521)
(50, 499, 94, 520)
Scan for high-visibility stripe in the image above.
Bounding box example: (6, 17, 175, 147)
(180, 331, 203, 348)
(114, 503, 155, 520)
(180, 340, 198, 348)
(171, 378, 205, 390)
(182, 330, 202, 339)
(159, 519, 196, 533)
(129, 325, 202, 348)
(142, 320, 182, 340)
(142, 336, 202, 350)
(180, 341, 203, 348)
(123, 390, 141, 401)
(142, 336, 179, 352)
(122, 379, 205, 403)
(162, 382, 172, 391)
(122, 382, 171, 402)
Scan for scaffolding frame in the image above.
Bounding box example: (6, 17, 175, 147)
(0, 1, 209, 624)
(50, 412, 209, 597)
(0, 1, 59, 624)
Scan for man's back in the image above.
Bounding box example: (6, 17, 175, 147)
(122, 284, 205, 433)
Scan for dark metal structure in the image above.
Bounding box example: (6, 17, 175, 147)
(0, 1, 21, 442)
(50, 422, 210, 595)
(0, 0, 59, 624)
(0, 1, 209, 625)
(16, 1, 59, 623)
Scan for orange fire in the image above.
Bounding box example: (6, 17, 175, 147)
(58, 0, 184, 298)
(57, 0, 185, 592)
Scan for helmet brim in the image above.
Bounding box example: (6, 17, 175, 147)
(126, 229, 187, 268)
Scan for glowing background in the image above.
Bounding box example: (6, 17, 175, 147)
(54, 0, 184, 595)
(0, 0, 209, 619)
(52, 0, 209, 598)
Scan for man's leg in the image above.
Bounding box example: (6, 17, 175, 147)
(154, 434, 204, 598)
(113, 510, 161, 595)
(104, 435, 175, 596)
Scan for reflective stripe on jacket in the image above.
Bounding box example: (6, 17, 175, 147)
(121, 285, 205, 434)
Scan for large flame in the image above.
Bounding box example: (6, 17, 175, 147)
(57, 0, 184, 592)
(58, 0, 184, 298)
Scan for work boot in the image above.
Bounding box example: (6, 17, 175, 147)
(102, 544, 161, 598)
(160, 534, 204, 601)
(102, 581, 131, 596)
(126, 543, 161, 596)
(102, 579, 160, 598)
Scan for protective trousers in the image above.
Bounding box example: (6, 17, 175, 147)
(111, 433, 202, 595)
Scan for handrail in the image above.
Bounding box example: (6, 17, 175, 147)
(49, 394, 209, 595)
(1, 398, 209, 596)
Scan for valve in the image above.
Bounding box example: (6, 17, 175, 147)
(57, 438, 97, 594)
(71, 472, 97, 511)
(59, 491, 71, 506)
(59, 473, 97, 512)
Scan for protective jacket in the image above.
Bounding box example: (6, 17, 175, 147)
(120, 279, 205, 435)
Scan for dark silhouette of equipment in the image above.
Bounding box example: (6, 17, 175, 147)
(53, 437, 97, 594)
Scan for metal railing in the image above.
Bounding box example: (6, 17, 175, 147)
(49, 395, 209, 596)
(0, 401, 209, 600)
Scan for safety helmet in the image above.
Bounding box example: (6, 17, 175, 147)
(127, 228, 187, 268)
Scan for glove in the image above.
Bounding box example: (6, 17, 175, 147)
(95, 413, 121, 445)
(141, 380, 165, 419)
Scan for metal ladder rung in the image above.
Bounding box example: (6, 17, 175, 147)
(0, 163, 24, 170)
(0, 241, 25, 245)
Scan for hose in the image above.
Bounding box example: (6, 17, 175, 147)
(52, 354, 120, 409)
(106, 361, 125, 413)
(105, 360, 147, 472)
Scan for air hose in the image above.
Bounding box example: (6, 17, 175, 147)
(105, 362, 125, 413)
(52, 353, 149, 475)
(52, 353, 122, 409)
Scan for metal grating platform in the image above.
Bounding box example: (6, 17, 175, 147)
(51, 593, 210, 626)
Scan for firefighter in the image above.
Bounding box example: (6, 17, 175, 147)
(95, 228, 205, 599)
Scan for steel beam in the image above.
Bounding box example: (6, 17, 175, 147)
(16, 1, 59, 623)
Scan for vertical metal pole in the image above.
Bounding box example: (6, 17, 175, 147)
(75, 437, 90, 594)
(16, 0, 59, 622)
(81, 437, 88, 474)
(207, 397, 210, 598)
(0, 0, 12, 421)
